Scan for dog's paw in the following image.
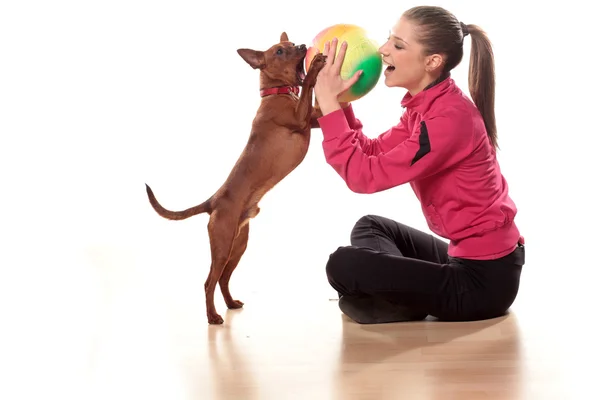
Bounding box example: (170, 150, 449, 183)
(207, 312, 224, 324)
(309, 53, 327, 72)
(304, 54, 327, 87)
(226, 299, 244, 309)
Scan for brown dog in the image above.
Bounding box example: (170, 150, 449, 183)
(145, 32, 326, 324)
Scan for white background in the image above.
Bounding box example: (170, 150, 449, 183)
(1, 0, 598, 398)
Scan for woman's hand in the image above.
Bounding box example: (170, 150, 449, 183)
(314, 38, 362, 115)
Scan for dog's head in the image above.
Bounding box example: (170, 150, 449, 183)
(237, 32, 307, 88)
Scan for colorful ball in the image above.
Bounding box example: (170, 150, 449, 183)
(305, 24, 382, 102)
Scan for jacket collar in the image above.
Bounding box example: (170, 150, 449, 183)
(401, 74, 454, 114)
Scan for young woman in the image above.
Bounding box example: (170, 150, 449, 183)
(313, 6, 525, 324)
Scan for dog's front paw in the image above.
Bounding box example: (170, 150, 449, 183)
(304, 53, 327, 86)
(309, 53, 327, 71)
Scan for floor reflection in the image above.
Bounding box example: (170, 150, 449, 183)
(332, 312, 523, 399)
(206, 309, 258, 400)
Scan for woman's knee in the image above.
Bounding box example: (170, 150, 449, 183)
(353, 214, 380, 229)
(325, 246, 355, 279)
(324, 246, 360, 295)
(351, 214, 385, 239)
(352, 214, 402, 233)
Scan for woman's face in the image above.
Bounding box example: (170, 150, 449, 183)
(378, 17, 443, 94)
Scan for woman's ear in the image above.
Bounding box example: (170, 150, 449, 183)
(424, 53, 444, 72)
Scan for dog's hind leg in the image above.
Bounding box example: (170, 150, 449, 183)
(204, 210, 239, 324)
(219, 222, 250, 309)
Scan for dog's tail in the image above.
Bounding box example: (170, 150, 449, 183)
(145, 183, 211, 220)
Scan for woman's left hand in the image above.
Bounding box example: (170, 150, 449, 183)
(314, 38, 362, 114)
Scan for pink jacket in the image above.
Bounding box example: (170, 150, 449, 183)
(317, 77, 523, 260)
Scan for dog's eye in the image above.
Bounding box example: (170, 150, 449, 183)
(276, 48, 283, 55)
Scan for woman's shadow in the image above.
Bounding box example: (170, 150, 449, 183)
(331, 311, 523, 398)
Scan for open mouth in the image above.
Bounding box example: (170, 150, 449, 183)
(383, 60, 395, 75)
(296, 57, 306, 83)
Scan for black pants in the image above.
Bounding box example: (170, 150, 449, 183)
(325, 215, 524, 322)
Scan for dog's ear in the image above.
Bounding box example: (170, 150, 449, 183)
(280, 32, 289, 42)
(237, 49, 265, 69)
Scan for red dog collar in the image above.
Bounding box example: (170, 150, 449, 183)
(260, 86, 299, 97)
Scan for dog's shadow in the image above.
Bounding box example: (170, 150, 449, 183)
(332, 311, 523, 398)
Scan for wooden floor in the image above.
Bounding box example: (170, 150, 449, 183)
(6, 241, 597, 400)
(54, 243, 590, 400)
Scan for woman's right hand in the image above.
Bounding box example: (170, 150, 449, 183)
(314, 38, 362, 115)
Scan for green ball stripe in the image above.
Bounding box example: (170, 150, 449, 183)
(348, 54, 382, 96)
